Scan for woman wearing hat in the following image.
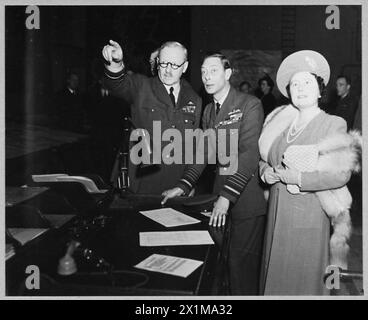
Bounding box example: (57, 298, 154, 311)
(258, 51, 361, 295)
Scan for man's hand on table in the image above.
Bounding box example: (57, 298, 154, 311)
(161, 187, 185, 205)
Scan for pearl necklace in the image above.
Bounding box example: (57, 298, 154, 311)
(286, 109, 321, 143)
(286, 117, 308, 143)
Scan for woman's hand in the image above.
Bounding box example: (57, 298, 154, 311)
(263, 167, 280, 185)
(161, 187, 184, 205)
(274, 166, 301, 185)
(209, 196, 230, 227)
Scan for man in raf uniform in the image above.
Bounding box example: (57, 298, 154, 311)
(162, 53, 267, 295)
(102, 40, 202, 194)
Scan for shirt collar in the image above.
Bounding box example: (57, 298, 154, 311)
(163, 82, 180, 100)
(214, 85, 230, 106)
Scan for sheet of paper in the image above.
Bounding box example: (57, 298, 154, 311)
(139, 208, 201, 227)
(135, 254, 203, 278)
(139, 230, 214, 247)
(8, 228, 48, 245)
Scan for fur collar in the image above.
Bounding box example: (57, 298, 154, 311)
(259, 104, 297, 161)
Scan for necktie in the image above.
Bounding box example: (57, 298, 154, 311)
(215, 102, 221, 115)
(169, 87, 176, 107)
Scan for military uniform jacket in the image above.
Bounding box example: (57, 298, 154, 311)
(177, 87, 267, 219)
(103, 68, 202, 194)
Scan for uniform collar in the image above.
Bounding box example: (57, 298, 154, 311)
(152, 77, 182, 108)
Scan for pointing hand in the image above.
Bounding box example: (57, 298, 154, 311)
(102, 40, 123, 64)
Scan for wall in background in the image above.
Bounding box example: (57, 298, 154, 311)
(6, 6, 88, 124)
(190, 5, 361, 102)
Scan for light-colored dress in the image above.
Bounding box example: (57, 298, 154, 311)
(260, 110, 349, 295)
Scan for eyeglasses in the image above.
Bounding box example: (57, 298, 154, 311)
(157, 61, 186, 70)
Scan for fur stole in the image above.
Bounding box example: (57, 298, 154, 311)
(312, 130, 361, 269)
(259, 104, 297, 161)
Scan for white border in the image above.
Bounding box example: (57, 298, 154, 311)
(0, 0, 366, 301)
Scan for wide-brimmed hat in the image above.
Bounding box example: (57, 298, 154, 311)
(276, 50, 330, 97)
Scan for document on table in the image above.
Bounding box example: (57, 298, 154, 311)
(139, 208, 201, 227)
(135, 254, 203, 278)
(139, 230, 214, 247)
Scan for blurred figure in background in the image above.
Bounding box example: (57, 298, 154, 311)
(53, 72, 87, 133)
(239, 80, 252, 94)
(149, 48, 159, 76)
(333, 75, 359, 130)
(256, 74, 276, 118)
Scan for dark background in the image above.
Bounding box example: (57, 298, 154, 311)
(5, 5, 361, 124)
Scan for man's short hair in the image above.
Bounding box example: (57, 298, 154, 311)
(337, 74, 351, 85)
(202, 52, 232, 70)
(158, 41, 188, 60)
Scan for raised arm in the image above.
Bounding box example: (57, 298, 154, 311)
(101, 40, 145, 103)
(102, 40, 124, 73)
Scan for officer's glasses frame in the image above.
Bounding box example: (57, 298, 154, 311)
(157, 61, 186, 70)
